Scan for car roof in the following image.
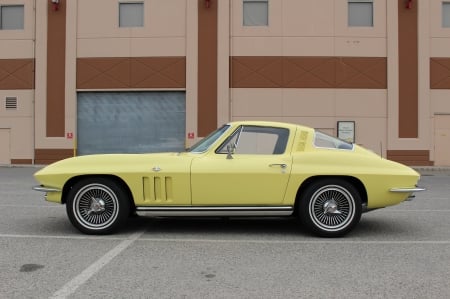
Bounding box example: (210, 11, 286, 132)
(226, 120, 313, 132)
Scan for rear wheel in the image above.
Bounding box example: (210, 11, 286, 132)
(299, 179, 362, 237)
(66, 177, 130, 234)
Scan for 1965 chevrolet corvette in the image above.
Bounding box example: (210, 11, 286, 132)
(33, 121, 424, 237)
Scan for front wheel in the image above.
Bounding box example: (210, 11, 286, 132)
(299, 179, 362, 237)
(66, 177, 130, 234)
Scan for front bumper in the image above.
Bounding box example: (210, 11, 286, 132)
(32, 185, 61, 193)
(32, 185, 63, 203)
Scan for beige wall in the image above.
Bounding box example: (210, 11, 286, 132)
(34, 0, 70, 150)
(231, 0, 386, 57)
(1, 0, 450, 165)
(0, 0, 35, 162)
(434, 115, 450, 165)
(74, 0, 198, 148)
(34, 0, 196, 151)
(0, 128, 10, 164)
(0, 90, 34, 161)
(0, 0, 34, 59)
(77, 0, 186, 57)
(230, 88, 387, 156)
(429, 0, 450, 162)
(228, 0, 388, 156)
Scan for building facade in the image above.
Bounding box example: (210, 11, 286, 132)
(0, 0, 450, 165)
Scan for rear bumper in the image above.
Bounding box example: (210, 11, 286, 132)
(390, 187, 425, 201)
(389, 187, 426, 193)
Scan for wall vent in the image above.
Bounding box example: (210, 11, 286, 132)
(5, 97, 17, 110)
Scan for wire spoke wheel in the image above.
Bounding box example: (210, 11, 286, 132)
(74, 184, 119, 229)
(300, 179, 362, 237)
(66, 178, 130, 234)
(309, 185, 355, 232)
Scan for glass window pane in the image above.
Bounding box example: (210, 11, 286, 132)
(77, 91, 186, 154)
(217, 126, 289, 155)
(443, 2, 450, 27)
(1, 5, 24, 30)
(348, 2, 373, 27)
(243, 1, 268, 26)
(119, 2, 144, 28)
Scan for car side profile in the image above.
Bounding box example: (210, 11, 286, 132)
(33, 121, 424, 237)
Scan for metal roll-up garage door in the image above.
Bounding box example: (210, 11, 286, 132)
(77, 91, 185, 155)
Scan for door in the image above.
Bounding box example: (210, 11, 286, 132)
(0, 129, 10, 164)
(191, 125, 292, 205)
(435, 115, 450, 166)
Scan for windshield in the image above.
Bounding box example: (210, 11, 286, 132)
(188, 125, 230, 153)
(314, 130, 354, 150)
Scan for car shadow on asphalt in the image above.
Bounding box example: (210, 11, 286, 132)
(34, 213, 416, 239)
(124, 215, 311, 237)
(123, 214, 419, 239)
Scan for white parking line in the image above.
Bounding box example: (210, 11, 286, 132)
(49, 230, 144, 299)
(0, 233, 125, 241)
(135, 238, 450, 245)
(0, 204, 62, 208)
(376, 209, 450, 212)
(1, 233, 449, 245)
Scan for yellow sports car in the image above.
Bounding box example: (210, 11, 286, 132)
(33, 121, 424, 237)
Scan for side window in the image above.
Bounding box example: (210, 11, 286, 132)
(348, 0, 373, 27)
(243, 0, 269, 26)
(0, 5, 24, 30)
(443, 2, 450, 27)
(218, 126, 289, 155)
(119, 2, 144, 28)
(314, 131, 354, 150)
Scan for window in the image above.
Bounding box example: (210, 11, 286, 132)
(0, 5, 24, 30)
(243, 0, 268, 26)
(119, 2, 143, 28)
(443, 2, 450, 27)
(348, 0, 373, 27)
(188, 125, 230, 153)
(218, 126, 289, 155)
(314, 131, 354, 150)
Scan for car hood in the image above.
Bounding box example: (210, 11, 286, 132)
(34, 152, 189, 178)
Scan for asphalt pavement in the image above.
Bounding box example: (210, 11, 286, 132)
(0, 166, 449, 298)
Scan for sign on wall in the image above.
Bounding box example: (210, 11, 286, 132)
(337, 121, 355, 143)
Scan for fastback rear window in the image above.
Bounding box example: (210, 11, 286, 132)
(314, 131, 354, 150)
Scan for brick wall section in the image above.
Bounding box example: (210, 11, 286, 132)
(387, 150, 433, 166)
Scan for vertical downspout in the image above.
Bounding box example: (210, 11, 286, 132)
(228, 0, 232, 122)
(32, 0, 37, 164)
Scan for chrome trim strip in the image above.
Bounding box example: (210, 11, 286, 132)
(390, 187, 426, 193)
(136, 206, 294, 217)
(32, 186, 61, 193)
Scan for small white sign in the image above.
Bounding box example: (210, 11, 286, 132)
(337, 121, 355, 143)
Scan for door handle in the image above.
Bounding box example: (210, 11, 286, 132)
(269, 163, 287, 169)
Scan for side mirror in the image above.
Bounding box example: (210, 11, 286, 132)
(226, 143, 236, 159)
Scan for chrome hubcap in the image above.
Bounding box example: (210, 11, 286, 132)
(87, 197, 106, 215)
(309, 185, 355, 232)
(73, 184, 119, 229)
(323, 199, 342, 215)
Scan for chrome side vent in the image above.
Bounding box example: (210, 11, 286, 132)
(142, 176, 173, 203)
(5, 97, 17, 110)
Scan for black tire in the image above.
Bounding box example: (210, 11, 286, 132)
(299, 179, 362, 237)
(66, 177, 130, 234)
